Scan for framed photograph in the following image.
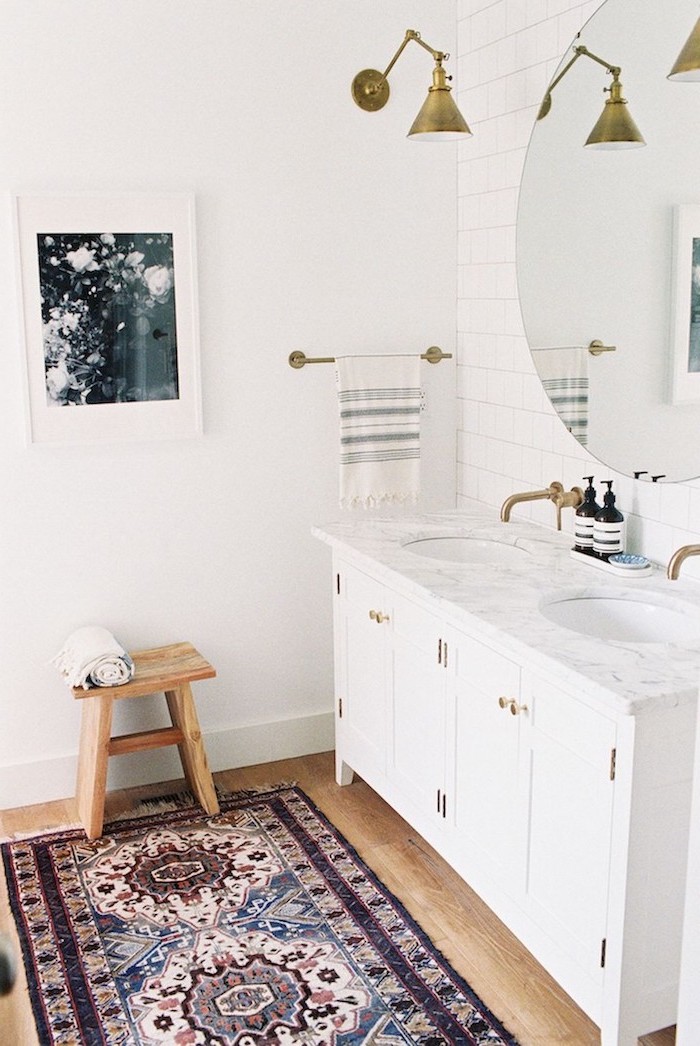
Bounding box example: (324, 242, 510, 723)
(670, 204, 700, 405)
(14, 193, 201, 443)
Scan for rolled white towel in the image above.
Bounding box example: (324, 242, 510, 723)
(51, 626, 135, 690)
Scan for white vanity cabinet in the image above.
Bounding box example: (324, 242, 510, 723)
(330, 554, 696, 1045)
(334, 560, 449, 831)
(449, 632, 525, 903)
(518, 673, 617, 1014)
(332, 561, 392, 787)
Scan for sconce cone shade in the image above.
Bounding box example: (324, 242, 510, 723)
(668, 17, 700, 80)
(584, 80, 645, 149)
(407, 63, 472, 140)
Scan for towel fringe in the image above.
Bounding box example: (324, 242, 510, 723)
(340, 492, 418, 510)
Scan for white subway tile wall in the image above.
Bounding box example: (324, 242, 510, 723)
(455, 0, 700, 576)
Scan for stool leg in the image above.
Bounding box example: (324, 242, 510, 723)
(165, 683, 219, 815)
(76, 693, 114, 839)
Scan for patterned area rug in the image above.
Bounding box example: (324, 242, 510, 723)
(2, 785, 519, 1045)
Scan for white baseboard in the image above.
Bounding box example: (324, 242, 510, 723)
(0, 711, 335, 810)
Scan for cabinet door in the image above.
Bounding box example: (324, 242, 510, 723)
(521, 672, 616, 979)
(334, 562, 392, 784)
(390, 594, 448, 827)
(451, 632, 524, 902)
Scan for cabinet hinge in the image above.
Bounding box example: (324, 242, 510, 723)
(436, 789, 447, 818)
(438, 638, 442, 665)
(600, 938, 607, 968)
(609, 748, 616, 781)
(336, 572, 341, 595)
(437, 638, 448, 668)
(338, 697, 343, 719)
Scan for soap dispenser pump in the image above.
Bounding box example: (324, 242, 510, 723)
(574, 477, 600, 555)
(593, 481, 625, 560)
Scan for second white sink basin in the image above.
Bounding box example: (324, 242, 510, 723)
(402, 536, 528, 564)
(540, 589, 700, 644)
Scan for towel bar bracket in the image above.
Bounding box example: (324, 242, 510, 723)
(588, 340, 616, 356)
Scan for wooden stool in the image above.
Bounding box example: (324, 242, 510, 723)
(74, 642, 219, 839)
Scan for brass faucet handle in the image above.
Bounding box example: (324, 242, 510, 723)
(548, 484, 583, 532)
(548, 483, 583, 507)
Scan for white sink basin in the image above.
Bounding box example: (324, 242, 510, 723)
(540, 589, 700, 644)
(402, 536, 528, 564)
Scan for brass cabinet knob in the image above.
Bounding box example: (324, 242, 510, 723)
(369, 609, 390, 624)
(498, 696, 528, 715)
(509, 700, 528, 716)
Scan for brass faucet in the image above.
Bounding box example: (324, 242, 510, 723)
(500, 481, 584, 531)
(667, 544, 700, 580)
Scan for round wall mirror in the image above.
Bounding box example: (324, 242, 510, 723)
(517, 0, 700, 482)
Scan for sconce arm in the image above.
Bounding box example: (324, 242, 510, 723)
(539, 43, 622, 119)
(574, 45, 620, 77)
(378, 30, 447, 87)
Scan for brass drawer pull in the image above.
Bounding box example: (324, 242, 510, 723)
(369, 609, 390, 624)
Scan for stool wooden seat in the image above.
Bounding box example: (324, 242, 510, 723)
(74, 642, 219, 839)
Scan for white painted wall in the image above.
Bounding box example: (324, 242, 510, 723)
(0, 0, 458, 807)
(455, 0, 700, 574)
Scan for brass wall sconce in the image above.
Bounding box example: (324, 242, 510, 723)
(351, 29, 471, 140)
(538, 44, 645, 149)
(668, 16, 700, 80)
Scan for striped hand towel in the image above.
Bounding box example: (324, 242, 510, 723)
(336, 354, 421, 509)
(535, 347, 589, 446)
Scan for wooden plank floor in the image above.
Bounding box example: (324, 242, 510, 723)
(0, 751, 675, 1045)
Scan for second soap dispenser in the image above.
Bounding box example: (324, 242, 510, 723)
(574, 477, 600, 555)
(593, 480, 625, 560)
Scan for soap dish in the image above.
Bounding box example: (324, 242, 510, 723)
(608, 553, 651, 570)
(569, 548, 654, 576)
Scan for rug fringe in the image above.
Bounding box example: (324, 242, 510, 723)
(106, 780, 299, 824)
(0, 823, 83, 844)
(0, 781, 300, 843)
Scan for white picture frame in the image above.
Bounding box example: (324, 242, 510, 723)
(670, 204, 700, 405)
(14, 192, 201, 444)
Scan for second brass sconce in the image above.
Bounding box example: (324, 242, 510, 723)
(351, 29, 471, 140)
(538, 44, 645, 149)
(668, 16, 700, 80)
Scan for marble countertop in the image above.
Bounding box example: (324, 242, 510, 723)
(313, 501, 700, 716)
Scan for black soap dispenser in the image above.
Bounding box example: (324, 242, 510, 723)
(574, 477, 600, 555)
(593, 481, 625, 560)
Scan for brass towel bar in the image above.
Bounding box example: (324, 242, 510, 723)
(288, 346, 452, 369)
(532, 340, 616, 356)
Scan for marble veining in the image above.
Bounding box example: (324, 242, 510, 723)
(312, 500, 700, 716)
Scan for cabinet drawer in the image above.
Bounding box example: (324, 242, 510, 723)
(526, 673, 616, 764)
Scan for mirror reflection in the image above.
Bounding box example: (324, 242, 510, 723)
(517, 0, 700, 482)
